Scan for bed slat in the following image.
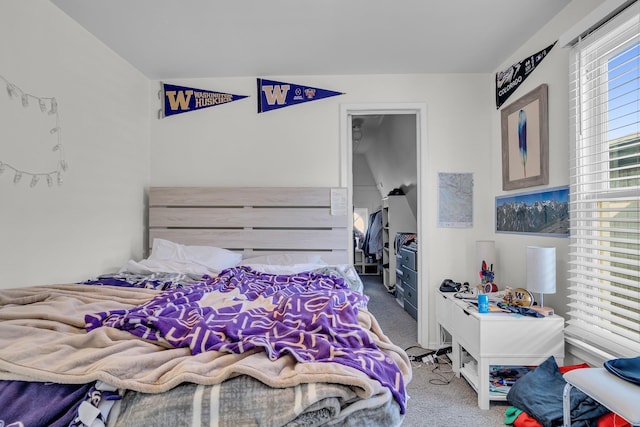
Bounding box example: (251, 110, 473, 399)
(149, 229, 347, 251)
(147, 187, 349, 264)
(150, 207, 346, 228)
(150, 187, 334, 207)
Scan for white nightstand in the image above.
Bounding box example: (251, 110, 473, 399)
(436, 291, 565, 409)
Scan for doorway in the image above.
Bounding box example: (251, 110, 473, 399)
(339, 103, 428, 345)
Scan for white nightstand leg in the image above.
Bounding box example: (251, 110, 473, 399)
(477, 360, 490, 410)
(451, 337, 461, 375)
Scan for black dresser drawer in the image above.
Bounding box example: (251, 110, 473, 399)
(399, 247, 417, 271)
(404, 299, 417, 319)
(398, 244, 418, 320)
(401, 265, 418, 288)
(404, 281, 418, 308)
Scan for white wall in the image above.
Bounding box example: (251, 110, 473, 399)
(489, 0, 604, 322)
(366, 114, 417, 197)
(0, 0, 607, 347)
(353, 154, 381, 215)
(366, 114, 418, 217)
(150, 73, 494, 346)
(0, 0, 150, 288)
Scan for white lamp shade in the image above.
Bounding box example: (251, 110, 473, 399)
(526, 246, 556, 295)
(476, 240, 496, 270)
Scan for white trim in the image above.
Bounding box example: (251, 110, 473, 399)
(565, 336, 615, 367)
(339, 102, 429, 346)
(559, 0, 637, 47)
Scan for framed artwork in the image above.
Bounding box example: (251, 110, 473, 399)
(501, 84, 549, 190)
(495, 185, 569, 237)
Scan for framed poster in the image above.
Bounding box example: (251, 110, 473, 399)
(501, 84, 549, 190)
(495, 186, 569, 237)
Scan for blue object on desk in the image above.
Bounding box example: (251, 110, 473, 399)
(478, 294, 489, 313)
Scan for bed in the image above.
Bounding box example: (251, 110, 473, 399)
(0, 187, 411, 427)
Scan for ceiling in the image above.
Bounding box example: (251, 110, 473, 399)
(50, 0, 571, 80)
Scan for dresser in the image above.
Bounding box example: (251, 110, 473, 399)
(398, 245, 418, 319)
(435, 291, 565, 409)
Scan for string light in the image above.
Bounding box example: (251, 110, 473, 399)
(49, 98, 57, 115)
(0, 74, 67, 188)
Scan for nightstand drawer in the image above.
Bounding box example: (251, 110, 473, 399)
(453, 303, 480, 355)
(435, 293, 453, 332)
(401, 265, 417, 287)
(399, 247, 417, 270)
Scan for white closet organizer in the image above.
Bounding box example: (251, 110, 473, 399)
(381, 195, 416, 291)
(354, 248, 380, 275)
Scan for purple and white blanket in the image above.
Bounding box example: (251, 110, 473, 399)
(86, 267, 407, 413)
(0, 380, 119, 427)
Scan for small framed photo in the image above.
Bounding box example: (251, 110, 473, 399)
(501, 84, 549, 191)
(495, 186, 569, 237)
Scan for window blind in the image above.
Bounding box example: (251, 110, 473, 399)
(568, 1, 640, 357)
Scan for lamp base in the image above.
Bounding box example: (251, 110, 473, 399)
(531, 306, 554, 317)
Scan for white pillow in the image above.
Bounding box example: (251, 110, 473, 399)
(240, 253, 327, 266)
(149, 238, 242, 271)
(240, 263, 328, 275)
(122, 258, 213, 276)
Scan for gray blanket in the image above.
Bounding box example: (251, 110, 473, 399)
(110, 375, 404, 427)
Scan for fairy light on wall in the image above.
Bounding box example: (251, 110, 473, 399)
(0, 74, 67, 188)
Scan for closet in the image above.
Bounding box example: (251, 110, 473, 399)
(351, 112, 418, 286)
(346, 106, 424, 341)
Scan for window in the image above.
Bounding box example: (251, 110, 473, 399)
(567, 2, 640, 357)
(353, 208, 368, 249)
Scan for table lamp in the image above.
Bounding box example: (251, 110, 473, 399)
(526, 246, 556, 316)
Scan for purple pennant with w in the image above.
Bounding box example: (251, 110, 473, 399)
(257, 78, 344, 113)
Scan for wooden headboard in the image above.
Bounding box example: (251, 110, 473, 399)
(148, 187, 349, 264)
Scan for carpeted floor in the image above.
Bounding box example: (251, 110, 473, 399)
(361, 274, 509, 427)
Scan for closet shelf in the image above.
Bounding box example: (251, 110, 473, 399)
(381, 195, 416, 291)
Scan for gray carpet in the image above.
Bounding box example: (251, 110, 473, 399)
(362, 274, 509, 426)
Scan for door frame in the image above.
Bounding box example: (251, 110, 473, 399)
(339, 102, 429, 345)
